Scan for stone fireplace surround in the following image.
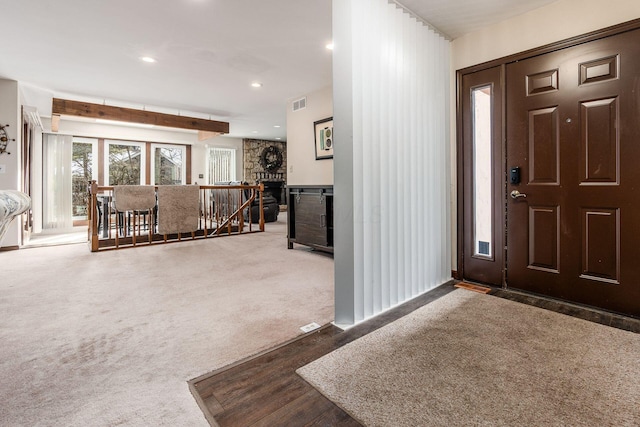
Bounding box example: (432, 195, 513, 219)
(243, 139, 287, 205)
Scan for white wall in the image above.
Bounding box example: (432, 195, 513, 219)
(286, 86, 333, 186)
(449, 0, 640, 269)
(452, 0, 640, 71)
(41, 117, 199, 145)
(0, 79, 22, 248)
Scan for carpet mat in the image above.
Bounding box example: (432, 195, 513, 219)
(297, 289, 640, 427)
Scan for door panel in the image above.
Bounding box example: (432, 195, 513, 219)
(580, 98, 618, 184)
(528, 107, 559, 185)
(295, 194, 328, 247)
(528, 205, 560, 273)
(506, 29, 640, 316)
(581, 208, 619, 283)
(461, 66, 503, 286)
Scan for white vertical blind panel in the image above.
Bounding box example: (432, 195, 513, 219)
(43, 134, 73, 230)
(387, 5, 398, 307)
(426, 27, 437, 290)
(208, 148, 236, 183)
(349, 0, 451, 323)
(441, 37, 453, 284)
(408, 15, 419, 297)
(369, 1, 381, 316)
(361, 2, 373, 320)
(352, 1, 365, 322)
(379, 0, 390, 311)
(392, 5, 407, 302)
(432, 35, 442, 283)
(415, 22, 425, 294)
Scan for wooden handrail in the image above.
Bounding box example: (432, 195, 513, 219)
(87, 181, 266, 251)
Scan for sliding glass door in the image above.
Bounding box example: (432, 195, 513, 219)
(72, 137, 98, 221)
(150, 144, 186, 185)
(105, 140, 146, 186)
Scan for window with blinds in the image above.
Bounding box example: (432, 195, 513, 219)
(207, 147, 237, 183)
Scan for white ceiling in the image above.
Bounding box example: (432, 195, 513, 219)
(400, 0, 558, 39)
(0, 0, 557, 140)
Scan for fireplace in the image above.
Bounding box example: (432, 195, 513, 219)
(262, 180, 285, 205)
(243, 138, 287, 205)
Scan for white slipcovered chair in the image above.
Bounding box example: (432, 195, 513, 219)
(0, 190, 30, 245)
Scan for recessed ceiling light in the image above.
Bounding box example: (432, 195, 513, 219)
(140, 56, 157, 63)
(274, 125, 281, 128)
(251, 82, 262, 88)
(326, 43, 334, 50)
(276, 137, 282, 140)
(252, 130, 258, 133)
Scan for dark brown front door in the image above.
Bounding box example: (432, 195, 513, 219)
(506, 28, 640, 316)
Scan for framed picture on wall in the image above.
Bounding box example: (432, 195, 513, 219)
(314, 117, 333, 160)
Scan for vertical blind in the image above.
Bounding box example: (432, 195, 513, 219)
(207, 147, 236, 184)
(43, 133, 74, 230)
(335, 0, 451, 324)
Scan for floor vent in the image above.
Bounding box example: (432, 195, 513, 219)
(292, 97, 307, 112)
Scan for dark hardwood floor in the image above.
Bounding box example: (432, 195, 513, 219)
(491, 288, 640, 333)
(191, 325, 359, 427)
(190, 282, 457, 426)
(189, 281, 639, 426)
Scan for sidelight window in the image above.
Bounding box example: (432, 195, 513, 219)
(472, 85, 493, 258)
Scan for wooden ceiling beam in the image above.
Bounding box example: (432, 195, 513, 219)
(52, 98, 229, 134)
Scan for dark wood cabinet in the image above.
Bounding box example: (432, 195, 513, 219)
(287, 186, 333, 253)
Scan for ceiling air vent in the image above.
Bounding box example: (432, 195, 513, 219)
(292, 97, 307, 112)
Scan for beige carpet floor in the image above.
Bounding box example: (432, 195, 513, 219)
(298, 289, 640, 427)
(23, 227, 88, 247)
(1, 214, 334, 426)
